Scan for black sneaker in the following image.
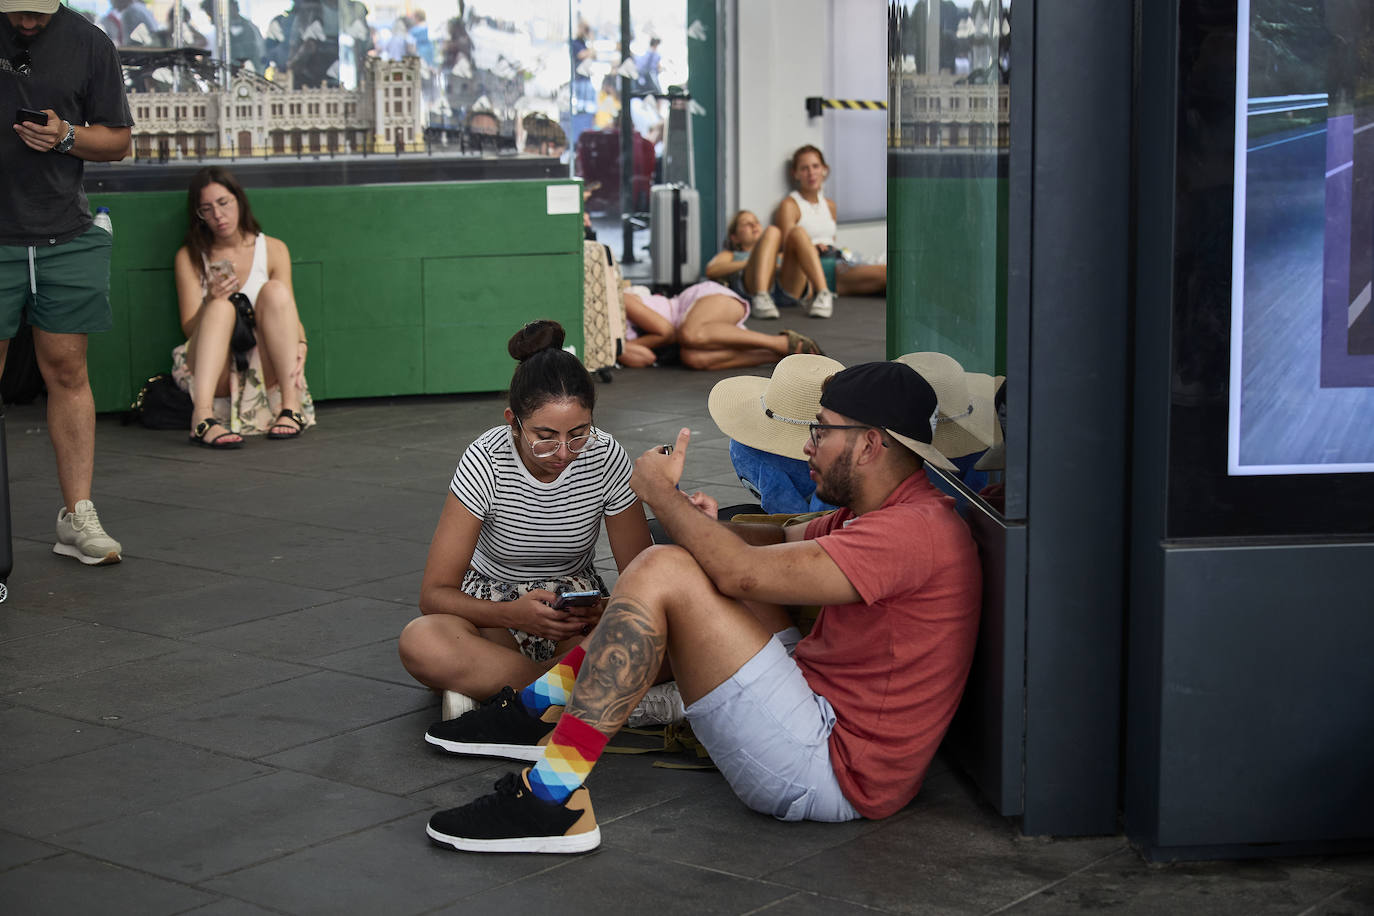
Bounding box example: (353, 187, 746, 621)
(426, 768, 601, 854)
(425, 685, 559, 761)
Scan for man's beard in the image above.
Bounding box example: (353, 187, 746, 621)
(813, 446, 857, 508)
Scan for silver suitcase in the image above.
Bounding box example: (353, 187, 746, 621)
(650, 184, 700, 292)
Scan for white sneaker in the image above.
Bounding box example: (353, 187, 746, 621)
(53, 499, 122, 566)
(807, 290, 834, 319)
(627, 682, 685, 727)
(442, 690, 478, 720)
(750, 291, 780, 320)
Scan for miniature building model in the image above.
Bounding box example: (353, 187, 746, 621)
(127, 56, 426, 159)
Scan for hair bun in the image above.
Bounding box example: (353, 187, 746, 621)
(508, 320, 567, 361)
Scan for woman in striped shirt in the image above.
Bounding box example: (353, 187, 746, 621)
(398, 320, 653, 714)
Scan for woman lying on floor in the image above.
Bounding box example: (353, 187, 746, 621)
(618, 280, 823, 370)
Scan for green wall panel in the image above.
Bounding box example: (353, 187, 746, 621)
(127, 268, 185, 395)
(323, 258, 423, 330)
(324, 328, 425, 398)
(292, 262, 325, 398)
(424, 326, 520, 394)
(887, 176, 1008, 375)
(85, 179, 583, 412)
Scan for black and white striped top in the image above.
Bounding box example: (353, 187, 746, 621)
(450, 425, 638, 582)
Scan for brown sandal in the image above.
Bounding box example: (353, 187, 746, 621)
(783, 329, 824, 356)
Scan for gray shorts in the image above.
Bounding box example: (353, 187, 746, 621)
(685, 634, 860, 822)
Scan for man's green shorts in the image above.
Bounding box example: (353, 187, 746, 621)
(0, 224, 114, 339)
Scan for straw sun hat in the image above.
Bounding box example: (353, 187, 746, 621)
(708, 354, 846, 461)
(892, 352, 1002, 460)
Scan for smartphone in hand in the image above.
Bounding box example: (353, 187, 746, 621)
(551, 589, 601, 610)
(15, 108, 49, 125)
(208, 259, 235, 285)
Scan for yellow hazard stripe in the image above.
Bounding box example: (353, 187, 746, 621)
(820, 99, 888, 111)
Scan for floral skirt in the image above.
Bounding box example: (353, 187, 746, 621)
(172, 341, 317, 436)
(460, 566, 607, 662)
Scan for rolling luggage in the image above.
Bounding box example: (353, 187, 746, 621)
(582, 240, 626, 380)
(650, 183, 700, 294)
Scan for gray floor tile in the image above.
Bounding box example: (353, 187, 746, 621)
(752, 891, 893, 915)
(0, 707, 129, 772)
(0, 830, 62, 872)
(130, 670, 432, 758)
(0, 541, 232, 616)
(178, 898, 287, 916)
(599, 771, 885, 880)
(0, 853, 216, 915)
(312, 635, 420, 686)
(339, 570, 424, 607)
(0, 608, 82, 643)
(187, 595, 415, 662)
(763, 798, 1125, 915)
(54, 770, 425, 882)
(0, 623, 182, 692)
(6, 646, 312, 723)
(164, 523, 427, 591)
(1310, 853, 1374, 880)
(59, 578, 344, 637)
(262, 709, 473, 796)
(1004, 850, 1357, 915)
(0, 737, 272, 837)
(430, 845, 794, 915)
(1304, 880, 1374, 915)
(201, 814, 556, 916)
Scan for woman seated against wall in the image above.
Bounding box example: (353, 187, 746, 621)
(704, 209, 788, 321)
(398, 320, 654, 718)
(618, 280, 822, 370)
(172, 166, 314, 448)
(766, 144, 888, 320)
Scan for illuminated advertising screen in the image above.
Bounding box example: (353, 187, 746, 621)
(1228, 0, 1374, 475)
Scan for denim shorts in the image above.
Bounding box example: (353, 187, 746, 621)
(0, 224, 114, 338)
(685, 634, 860, 822)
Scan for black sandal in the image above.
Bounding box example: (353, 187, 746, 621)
(266, 408, 306, 440)
(190, 417, 244, 449)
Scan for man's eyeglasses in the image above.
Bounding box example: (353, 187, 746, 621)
(808, 422, 882, 448)
(5, 51, 32, 76)
(516, 418, 601, 458)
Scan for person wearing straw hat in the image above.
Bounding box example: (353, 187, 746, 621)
(708, 353, 845, 514)
(894, 352, 1002, 489)
(421, 361, 982, 853)
(3, 0, 132, 566)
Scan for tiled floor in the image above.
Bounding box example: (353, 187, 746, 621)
(1, 296, 1371, 915)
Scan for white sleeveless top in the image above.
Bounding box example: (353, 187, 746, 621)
(201, 233, 269, 303)
(788, 190, 837, 248)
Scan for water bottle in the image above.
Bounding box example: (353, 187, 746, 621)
(92, 206, 112, 237)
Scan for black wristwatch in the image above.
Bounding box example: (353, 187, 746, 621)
(52, 122, 76, 154)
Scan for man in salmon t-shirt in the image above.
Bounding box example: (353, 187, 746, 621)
(422, 361, 983, 853)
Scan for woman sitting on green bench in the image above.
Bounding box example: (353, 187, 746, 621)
(172, 166, 315, 448)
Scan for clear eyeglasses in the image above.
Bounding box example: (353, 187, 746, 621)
(517, 418, 601, 458)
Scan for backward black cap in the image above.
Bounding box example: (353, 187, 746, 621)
(819, 361, 939, 446)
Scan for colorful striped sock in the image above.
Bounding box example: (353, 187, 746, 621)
(528, 713, 607, 804)
(519, 645, 586, 715)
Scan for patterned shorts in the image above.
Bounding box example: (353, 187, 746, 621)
(459, 567, 607, 662)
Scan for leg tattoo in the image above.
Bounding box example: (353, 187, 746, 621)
(566, 597, 666, 734)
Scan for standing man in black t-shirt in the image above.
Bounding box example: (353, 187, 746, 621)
(2, 0, 133, 565)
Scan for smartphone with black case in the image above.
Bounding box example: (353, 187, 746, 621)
(551, 589, 601, 610)
(14, 108, 48, 125)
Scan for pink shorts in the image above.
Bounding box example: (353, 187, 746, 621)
(625, 281, 749, 340)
